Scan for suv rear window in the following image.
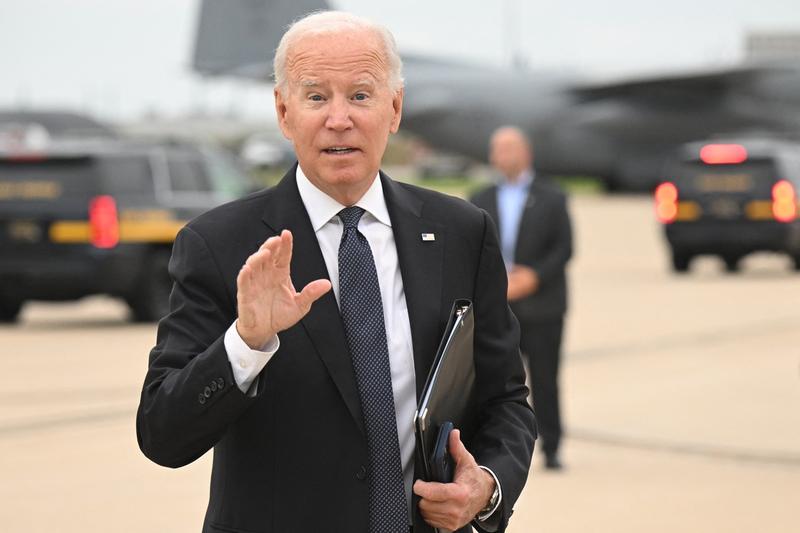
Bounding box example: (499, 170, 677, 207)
(675, 160, 777, 197)
(0, 157, 99, 201)
(98, 155, 153, 195)
(0, 154, 155, 202)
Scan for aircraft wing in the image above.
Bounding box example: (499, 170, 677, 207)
(569, 66, 770, 109)
(193, 0, 331, 79)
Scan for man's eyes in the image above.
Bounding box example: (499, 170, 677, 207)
(305, 92, 370, 102)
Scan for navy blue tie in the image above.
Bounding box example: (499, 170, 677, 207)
(338, 206, 407, 533)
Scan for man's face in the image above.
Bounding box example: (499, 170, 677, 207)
(275, 30, 403, 205)
(489, 129, 532, 182)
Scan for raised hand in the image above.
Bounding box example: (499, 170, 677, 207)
(236, 230, 331, 349)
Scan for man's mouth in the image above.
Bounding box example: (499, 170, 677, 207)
(323, 146, 358, 155)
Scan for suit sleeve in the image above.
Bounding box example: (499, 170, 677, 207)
(136, 225, 258, 468)
(469, 211, 537, 533)
(525, 194, 572, 286)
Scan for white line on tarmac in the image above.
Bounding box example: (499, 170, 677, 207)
(568, 315, 800, 361)
(569, 427, 800, 467)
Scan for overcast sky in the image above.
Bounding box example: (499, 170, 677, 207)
(1, 0, 799, 122)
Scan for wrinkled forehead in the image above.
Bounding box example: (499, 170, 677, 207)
(285, 30, 390, 86)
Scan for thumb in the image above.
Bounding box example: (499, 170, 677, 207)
(296, 279, 332, 312)
(449, 429, 474, 469)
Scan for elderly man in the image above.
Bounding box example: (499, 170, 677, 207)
(471, 127, 572, 470)
(137, 12, 534, 533)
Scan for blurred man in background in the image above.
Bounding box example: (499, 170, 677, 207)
(471, 126, 572, 470)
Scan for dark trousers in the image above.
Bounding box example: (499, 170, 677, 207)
(519, 318, 564, 458)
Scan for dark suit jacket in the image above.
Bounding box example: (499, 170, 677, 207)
(136, 167, 536, 533)
(471, 177, 572, 323)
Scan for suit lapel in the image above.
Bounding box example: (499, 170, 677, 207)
(514, 181, 543, 260)
(485, 186, 501, 237)
(261, 167, 365, 436)
(381, 173, 444, 397)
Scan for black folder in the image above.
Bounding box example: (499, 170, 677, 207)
(414, 299, 475, 482)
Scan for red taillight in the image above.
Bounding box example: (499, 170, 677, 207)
(655, 182, 678, 223)
(89, 195, 119, 248)
(700, 144, 748, 165)
(772, 180, 797, 223)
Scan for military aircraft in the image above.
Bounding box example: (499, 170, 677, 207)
(192, 0, 800, 190)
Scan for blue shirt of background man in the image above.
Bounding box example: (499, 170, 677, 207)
(497, 170, 534, 268)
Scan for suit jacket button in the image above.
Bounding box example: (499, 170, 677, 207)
(210, 381, 218, 392)
(216, 378, 225, 389)
(198, 393, 206, 404)
(356, 465, 367, 481)
(203, 386, 212, 398)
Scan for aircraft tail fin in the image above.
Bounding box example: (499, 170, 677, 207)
(192, 0, 331, 80)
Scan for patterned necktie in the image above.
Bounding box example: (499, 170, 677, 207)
(337, 206, 408, 533)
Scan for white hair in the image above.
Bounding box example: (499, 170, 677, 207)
(273, 11, 404, 96)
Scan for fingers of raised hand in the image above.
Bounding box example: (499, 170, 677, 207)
(275, 230, 293, 268)
(246, 232, 293, 287)
(238, 236, 283, 305)
(259, 230, 293, 270)
(250, 247, 273, 277)
(237, 256, 265, 297)
(236, 266, 250, 307)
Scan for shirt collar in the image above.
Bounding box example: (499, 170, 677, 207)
(295, 165, 392, 232)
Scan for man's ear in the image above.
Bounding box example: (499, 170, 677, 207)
(275, 87, 292, 140)
(389, 87, 403, 134)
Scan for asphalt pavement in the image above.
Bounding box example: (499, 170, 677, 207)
(1, 195, 798, 532)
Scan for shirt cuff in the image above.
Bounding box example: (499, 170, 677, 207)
(476, 465, 502, 522)
(224, 320, 280, 395)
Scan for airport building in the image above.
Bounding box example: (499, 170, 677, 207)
(745, 31, 800, 62)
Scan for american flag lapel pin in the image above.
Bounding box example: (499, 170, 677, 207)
(421, 233, 435, 242)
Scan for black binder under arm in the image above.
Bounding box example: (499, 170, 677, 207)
(414, 299, 475, 482)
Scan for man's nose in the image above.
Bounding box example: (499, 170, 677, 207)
(325, 97, 354, 131)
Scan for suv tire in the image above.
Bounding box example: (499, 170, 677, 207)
(0, 298, 22, 323)
(671, 250, 691, 273)
(127, 251, 172, 322)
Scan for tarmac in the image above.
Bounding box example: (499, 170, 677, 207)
(1, 195, 798, 532)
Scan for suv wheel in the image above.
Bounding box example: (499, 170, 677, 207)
(671, 250, 691, 273)
(722, 255, 741, 273)
(0, 298, 22, 323)
(127, 251, 172, 322)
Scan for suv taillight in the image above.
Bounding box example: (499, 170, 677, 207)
(700, 144, 747, 165)
(89, 195, 119, 248)
(772, 180, 797, 223)
(655, 182, 679, 224)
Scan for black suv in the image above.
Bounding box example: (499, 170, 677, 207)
(0, 137, 254, 322)
(656, 138, 800, 273)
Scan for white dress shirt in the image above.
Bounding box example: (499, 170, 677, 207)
(497, 170, 534, 268)
(224, 165, 417, 514)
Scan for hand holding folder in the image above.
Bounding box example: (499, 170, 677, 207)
(414, 299, 475, 483)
